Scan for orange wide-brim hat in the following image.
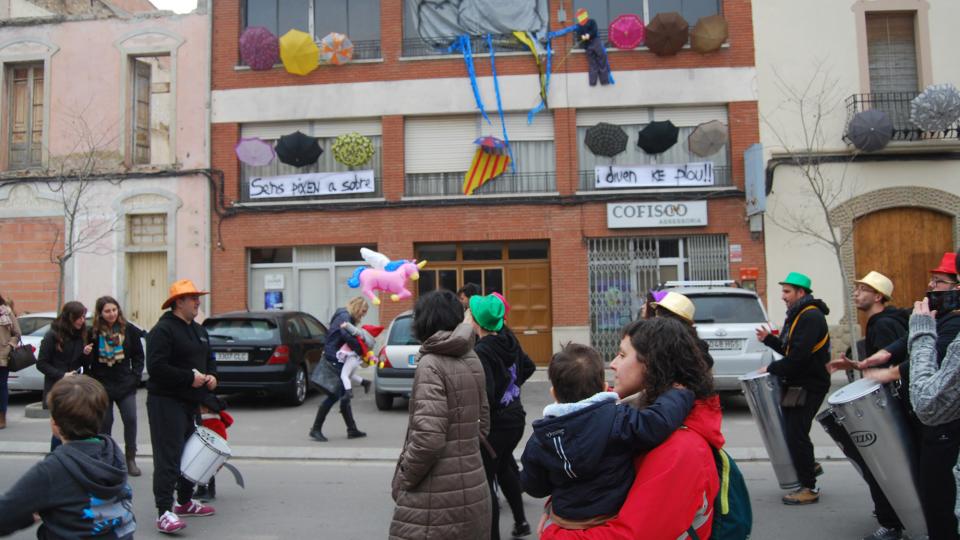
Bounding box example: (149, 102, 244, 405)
(161, 279, 209, 309)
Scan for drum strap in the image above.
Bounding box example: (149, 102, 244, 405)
(785, 305, 829, 356)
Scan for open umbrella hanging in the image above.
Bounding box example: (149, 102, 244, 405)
(584, 122, 629, 158)
(690, 15, 728, 54)
(332, 132, 375, 167)
(645, 12, 689, 56)
(687, 120, 728, 157)
(847, 109, 894, 152)
(275, 131, 323, 167)
(235, 137, 276, 167)
(474, 136, 508, 155)
(319, 32, 354, 66)
(608, 14, 645, 50)
(279, 29, 320, 76)
(910, 83, 960, 132)
(239, 26, 279, 70)
(637, 120, 679, 154)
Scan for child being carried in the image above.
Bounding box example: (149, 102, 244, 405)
(336, 323, 384, 398)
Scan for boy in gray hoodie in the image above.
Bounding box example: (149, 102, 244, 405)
(0, 375, 135, 539)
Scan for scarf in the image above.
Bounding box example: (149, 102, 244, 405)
(97, 326, 125, 367)
(0, 305, 12, 328)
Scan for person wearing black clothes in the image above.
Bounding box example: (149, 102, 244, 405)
(37, 301, 93, 450)
(757, 272, 830, 506)
(147, 279, 217, 534)
(470, 294, 536, 539)
(89, 296, 146, 477)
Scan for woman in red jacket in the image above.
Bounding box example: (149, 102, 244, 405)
(541, 317, 723, 540)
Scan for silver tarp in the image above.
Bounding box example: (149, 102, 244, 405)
(405, 0, 549, 46)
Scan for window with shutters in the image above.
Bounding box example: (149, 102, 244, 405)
(5, 63, 44, 170)
(570, 0, 720, 47)
(865, 11, 919, 93)
(129, 56, 172, 166)
(243, 0, 381, 60)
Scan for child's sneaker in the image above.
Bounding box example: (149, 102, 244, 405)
(156, 511, 186, 534)
(174, 499, 216, 517)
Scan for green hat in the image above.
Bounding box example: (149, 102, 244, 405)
(779, 272, 812, 292)
(469, 294, 505, 332)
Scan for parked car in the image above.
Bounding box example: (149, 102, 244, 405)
(663, 283, 777, 392)
(373, 310, 419, 411)
(16, 312, 58, 336)
(203, 311, 327, 406)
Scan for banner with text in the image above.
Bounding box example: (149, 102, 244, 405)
(594, 162, 715, 189)
(249, 170, 375, 199)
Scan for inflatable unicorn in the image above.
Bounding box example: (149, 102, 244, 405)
(347, 248, 427, 305)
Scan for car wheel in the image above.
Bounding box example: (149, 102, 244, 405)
(375, 391, 393, 411)
(286, 365, 309, 407)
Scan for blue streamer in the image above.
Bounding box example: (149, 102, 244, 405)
(448, 35, 491, 125)
(487, 33, 516, 173)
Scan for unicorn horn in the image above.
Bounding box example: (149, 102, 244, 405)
(417, 260, 428, 269)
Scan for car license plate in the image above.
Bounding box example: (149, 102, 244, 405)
(408, 354, 417, 367)
(215, 351, 248, 362)
(705, 339, 745, 351)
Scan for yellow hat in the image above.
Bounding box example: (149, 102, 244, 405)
(652, 292, 695, 324)
(162, 279, 209, 309)
(854, 271, 894, 300)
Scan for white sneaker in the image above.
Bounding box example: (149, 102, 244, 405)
(156, 510, 186, 534)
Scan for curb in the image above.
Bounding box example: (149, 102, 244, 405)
(24, 402, 48, 419)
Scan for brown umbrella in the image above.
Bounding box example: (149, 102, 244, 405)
(646, 12, 689, 56)
(691, 15, 728, 54)
(687, 120, 729, 157)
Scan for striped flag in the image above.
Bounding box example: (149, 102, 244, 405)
(463, 149, 511, 195)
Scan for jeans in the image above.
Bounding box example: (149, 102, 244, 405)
(0, 366, 8, 413)
(102, 391, 138, 450)
(783, 390, 826, 489)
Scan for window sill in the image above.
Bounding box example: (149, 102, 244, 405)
(234, 197, 386, 207)
(570, 42, 731, 54)
(399, 51, 531, 62)
(402, 191, 559, 201)
(233, 58, 384, 72)
(574, 186, 738, 196)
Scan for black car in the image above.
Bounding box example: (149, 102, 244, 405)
(203, 311, 327, 406)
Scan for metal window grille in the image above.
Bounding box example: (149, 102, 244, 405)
(127, 214, 167, 247)
(844, 92, 960, 141)
(404, 171, 556, 196)
(687, 234, 730, 281)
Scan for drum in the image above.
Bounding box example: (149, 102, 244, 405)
(739, 369, 799, 489)
(815, 407, 866, 478)
(828, 378, 927, 537)
(180, 426, 231, 485)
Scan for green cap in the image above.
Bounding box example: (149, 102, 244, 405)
(469, 294, 505, 332)
(779, 272, 812, 292)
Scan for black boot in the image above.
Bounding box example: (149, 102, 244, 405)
(309, 401, 333, 442)
(125, 446, 141, 477)
(361, 379, 372, 394)
(341, 400, 366, 439)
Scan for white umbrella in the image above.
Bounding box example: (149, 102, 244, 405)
(910, 84, 960, 132)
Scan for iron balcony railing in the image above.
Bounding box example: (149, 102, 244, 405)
(238, 39, 381, 68)
(401, 33, 530, 58)
(845, 92, 960, 142)
(577, 165, 732, 191)
(404, 171, 556, 196)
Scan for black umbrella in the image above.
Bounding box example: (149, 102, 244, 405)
(637, 121, 679, 154)
(275, 131, 323, 167)
(847, 109, 893, 152)
(584, 122, 629, 158)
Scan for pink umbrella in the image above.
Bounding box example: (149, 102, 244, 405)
(235, 137, 275, 167)
(608, 14, 645, 50)
(239, 27, 279, 71)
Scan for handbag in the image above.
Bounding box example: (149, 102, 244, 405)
(310, 359, 343, 396)
(8, 339, 37, 372)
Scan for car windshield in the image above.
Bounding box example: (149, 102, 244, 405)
(687, 294, 766, 324)
(19, 317, 54, 336)
(204, 319, 279, 342)
(388, 316, 419, 346)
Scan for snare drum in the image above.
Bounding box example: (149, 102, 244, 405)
(739, 369, 799, 489)
(180, 426, 231, 485)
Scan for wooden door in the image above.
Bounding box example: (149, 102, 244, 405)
(505, 263, 552, 365)
(854, 207, 953, 330)
(126, 251, 167, 329)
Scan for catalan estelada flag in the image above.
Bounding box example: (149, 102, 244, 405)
(463, 149, 511, 195)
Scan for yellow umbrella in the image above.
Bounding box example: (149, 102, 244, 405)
(279, 29, 319, 76)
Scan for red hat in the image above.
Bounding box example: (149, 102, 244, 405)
(930, 252, 958, 275)
(492, 292, 510, 316)
(362, 324, 385, 338)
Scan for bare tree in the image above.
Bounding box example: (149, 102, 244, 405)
(761, 64, 862, 360)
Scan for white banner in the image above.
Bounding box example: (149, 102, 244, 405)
(594, 162, 716, 189)
(248, 170, 375, 199)
(607, 201, 708, 229)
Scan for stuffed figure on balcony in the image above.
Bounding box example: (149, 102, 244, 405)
(575, 8, 612, 86)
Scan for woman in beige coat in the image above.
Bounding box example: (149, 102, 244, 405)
(390, 290, 491, 539)
(0, 293, 21, 429)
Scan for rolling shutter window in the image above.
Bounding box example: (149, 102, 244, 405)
(405, 116, 479, 174)
(577, 108, 651, 126)
(241, 119, 382, 140)
(240, 122, 311, 140)
(652, 106, 728, 126)
(866, 12, 919, 93)
(481, 112, 554, 141)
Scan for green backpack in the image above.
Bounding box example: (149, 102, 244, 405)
(687, 447, 753, 540)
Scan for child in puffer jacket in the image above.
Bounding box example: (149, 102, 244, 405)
(336, 323, 384, 398)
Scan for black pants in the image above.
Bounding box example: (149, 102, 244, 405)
(919, 422, 960, 540)
(147, 394, 197, 515)
(783, 390, 826, 489)
(482, 424, 527, 540)
(102, 392, 138, 450)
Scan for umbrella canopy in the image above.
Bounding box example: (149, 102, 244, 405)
(585, 123, 629, 158)
(608, 14, 645, 50)
(332, 132, 375, 167)
(275, 131, 323, 167)
(645, 12, 689, 56)
(239, 26, 279, 71)
(319, 32, 354, 66)
(279, 29, 320, 76)
(690, 15, 728, 53)
(910, 83, 960, 132)
(637, 121, 680, 154)
(687, 120, 729, 157)
(235, 137, 276, 167)
(474, 136, 508, 154)
(847, 109, 894, 152)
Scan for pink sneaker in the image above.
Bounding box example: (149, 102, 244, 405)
(156, 511, 186, 534)
(174, 499, 215, 517)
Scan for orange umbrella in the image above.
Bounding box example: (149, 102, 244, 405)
(279, 29, 319, 76)
(319, 32, 354, 66)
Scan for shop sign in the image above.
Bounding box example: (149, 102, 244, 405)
(594, 162, 715, 189)
(248, 170, 375, 199)
(607, 201, 708, 229)
(263, 273, 285, 290)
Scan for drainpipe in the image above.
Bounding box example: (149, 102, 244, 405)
(203, 0, 213, 318)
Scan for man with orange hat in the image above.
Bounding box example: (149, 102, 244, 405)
(146, 279, 217, 534)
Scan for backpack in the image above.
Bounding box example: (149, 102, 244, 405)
(687, 447, 753, 540)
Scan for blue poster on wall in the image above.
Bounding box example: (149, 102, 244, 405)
(265, 291, 283, 310)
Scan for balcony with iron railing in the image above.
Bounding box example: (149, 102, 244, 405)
(401, 33, 530, 58)
(237, 38, 381, 68)
(404, 171, 556, 197)
(577, 165, 732, 191)
(844, 92, 960, 143)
